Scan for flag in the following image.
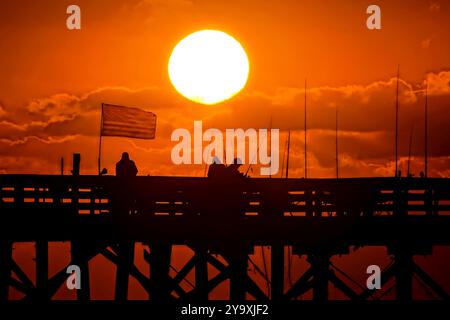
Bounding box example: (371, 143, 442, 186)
(101, 104, 157, 139)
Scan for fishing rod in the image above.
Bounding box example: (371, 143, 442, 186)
(245, 115, 273, 176)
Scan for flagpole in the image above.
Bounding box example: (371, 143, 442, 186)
(304, 78, 307, 179)
(269, 115, 273, 178)
(395, 66, 400, 177)
(203, 143, 212, 177)
(280, 134, 288, 177)
(335, 105, 339, 179)
(424, 81, 428, 178)
(407, 123, 414, 177)
(286, 130, 291, 179)
(98, 103, 104, 175)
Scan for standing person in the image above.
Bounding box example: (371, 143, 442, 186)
(114, 152, 138, 221)
(116, 152, 138, 178)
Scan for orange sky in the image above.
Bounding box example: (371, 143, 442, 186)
(0, 0, 450, 177)
(2, 0, 450, 301)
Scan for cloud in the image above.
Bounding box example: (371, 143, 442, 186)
(0, 135, 78, 147)
(0, 71, 450, 177)
(0, 105, 6, 117)
(0, 86, 192, 140)
(426, 71, 450, 95)
(208, 75, 430, 134)
(429, 3, 440, 12)
(27, 94, 80, 119)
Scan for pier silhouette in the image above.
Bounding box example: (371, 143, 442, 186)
(1, 171, 449, 302)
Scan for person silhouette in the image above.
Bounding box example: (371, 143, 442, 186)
(226, 157, 246, 179)
(114, 152, 138, 220)
(207, 156, 226, 179)
(116, 152, 138, 178)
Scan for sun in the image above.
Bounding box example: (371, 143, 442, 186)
(168, 30, 249, 105)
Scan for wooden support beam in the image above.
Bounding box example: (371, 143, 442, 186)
(0, 241, 13, 300)
(229, 250, 248, 301)
(309, 254, 330, 301)
(271, 245, 284, 300)
(395, 251, 413, 302)
(194, 246, 208, 300)
(35, 241, 48, 301)
(149, 243, 172, 301)
(114, 241, 135, 301)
